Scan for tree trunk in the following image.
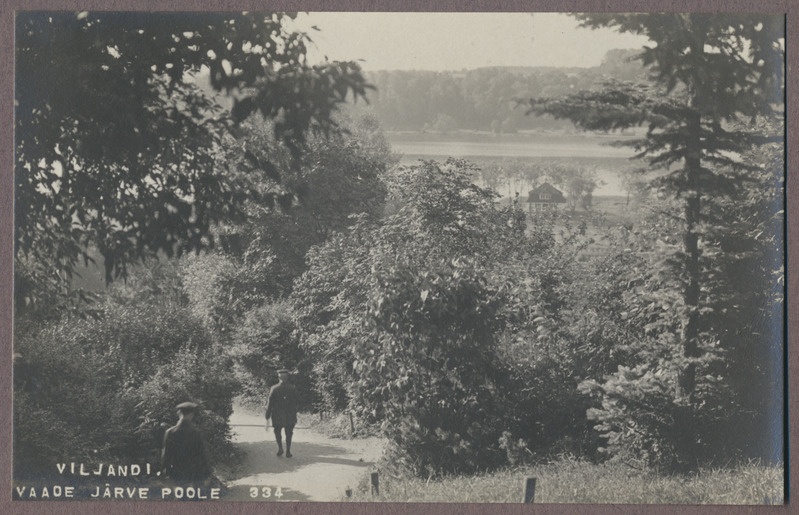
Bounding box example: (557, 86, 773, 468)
(677, 14, 705, 405)
(674, 14, 705, 472)
(677, 165, 701, 403)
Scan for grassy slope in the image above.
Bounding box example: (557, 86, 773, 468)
(346, 458, 784, 504)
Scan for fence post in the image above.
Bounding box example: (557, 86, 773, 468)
(370, 471, 380, 496)
(523, 477, 536, 503)
(349, 411, 355, 436)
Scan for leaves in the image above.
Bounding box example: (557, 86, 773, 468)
(14, 287, 237, 473)
(15, 11, 371, 312)
(290, 158, 585, 473)
(355, 259, 508, 476)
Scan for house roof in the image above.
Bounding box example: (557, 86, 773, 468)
(527, 182, 566, 203)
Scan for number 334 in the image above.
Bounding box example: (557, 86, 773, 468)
(250, 486, 284, 498)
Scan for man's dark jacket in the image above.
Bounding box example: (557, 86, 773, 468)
(265, 381, 298, 428)
(161, 420, 212, 481)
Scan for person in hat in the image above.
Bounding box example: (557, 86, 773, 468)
(161, 401, 212, 481)
(265, 369, 298, 457)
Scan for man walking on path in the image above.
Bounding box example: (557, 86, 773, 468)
(265, 369, 298, 457)
(161, 401, 213, 482)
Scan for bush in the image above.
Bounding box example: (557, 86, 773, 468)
(579, 354, 734, 473)
(489, 230, 625, 463)
(181, 250, 289, 336)
(229, 300, 315, 409)
(126, 346, 239, 465)
(13, 298, 238, 478)
(14, 313, 140, 478)
(352, 260, 510, 477)
(499, 342, 602, 461)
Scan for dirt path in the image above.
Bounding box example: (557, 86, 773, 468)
(219, 405, 384, 502)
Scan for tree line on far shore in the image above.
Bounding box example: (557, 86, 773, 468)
(349, 48, 647, 134)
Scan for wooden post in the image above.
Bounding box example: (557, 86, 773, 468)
(349, 411, 355, 435)
(523, 477, 536, 503)
(370, 471, 379, 496)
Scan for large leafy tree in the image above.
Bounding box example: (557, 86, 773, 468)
(293, 159, 618, 472)
(527, 14, 783, 469)
(15, 11, 370, 312)
(291, 159, 527, 410)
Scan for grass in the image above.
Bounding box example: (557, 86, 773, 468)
(344, 457, 784, 504)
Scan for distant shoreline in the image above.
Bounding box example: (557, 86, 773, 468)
(385, 129, 643, 141)
(386, 131, 637, 197)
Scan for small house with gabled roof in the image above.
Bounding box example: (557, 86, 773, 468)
(527, 183, 566, 213)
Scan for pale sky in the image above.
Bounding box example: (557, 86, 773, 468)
(293, 12, 650, 71)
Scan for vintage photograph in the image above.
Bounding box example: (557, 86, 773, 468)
(11, 11, 785, 504)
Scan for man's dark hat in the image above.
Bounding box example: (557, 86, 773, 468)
(176, 401, 198, 412)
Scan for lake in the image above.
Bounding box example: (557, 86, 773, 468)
(386, 132, 640, 197)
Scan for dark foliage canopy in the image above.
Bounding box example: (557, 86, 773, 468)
(15, 11, 370, 310)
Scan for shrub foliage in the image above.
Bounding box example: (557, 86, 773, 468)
(14, 295, 237, 479)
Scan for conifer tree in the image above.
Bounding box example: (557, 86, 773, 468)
(527, 14, 783, 468)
